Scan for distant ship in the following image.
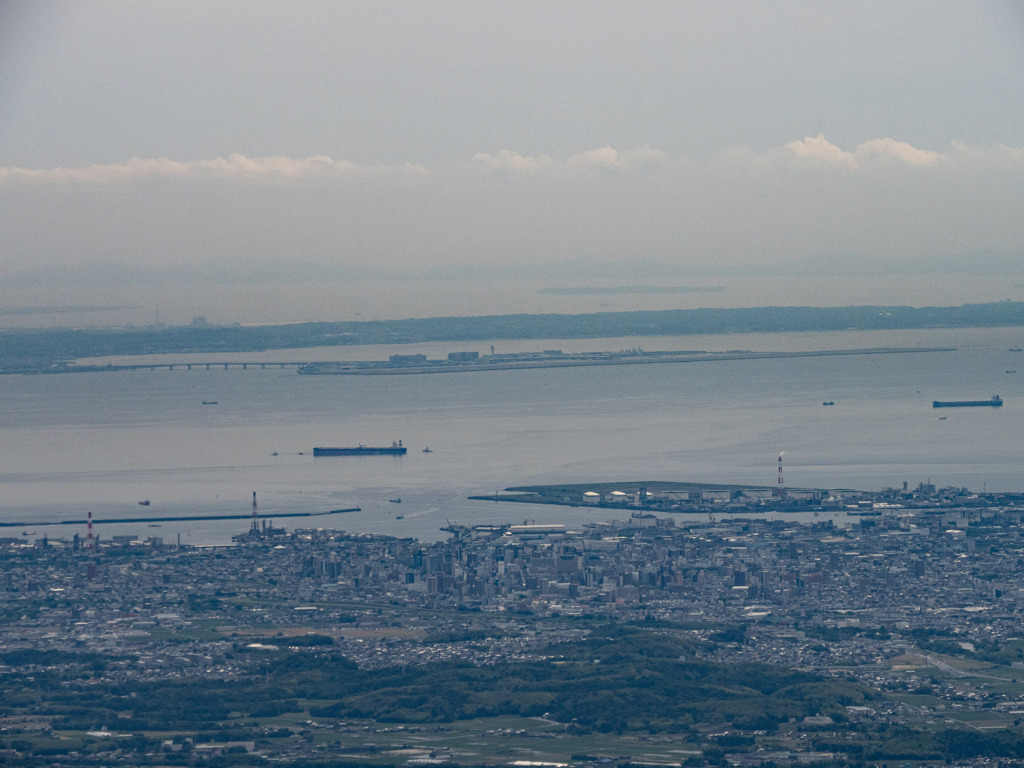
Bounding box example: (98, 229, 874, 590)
(202, 401, 218, 405)
(313, 441, 407, 456)
(422, 447, 433, 453)
(822, 401, 834, 406)
(138, 500, 150, 506)
(933, 395, 1003, 408)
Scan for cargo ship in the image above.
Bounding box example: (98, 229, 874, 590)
(932, 395, 1003, 408)
(313, 441, 407, 456)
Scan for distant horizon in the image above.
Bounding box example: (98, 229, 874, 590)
(0, 264, 1021, 331)
(6, 248, 1024, 287)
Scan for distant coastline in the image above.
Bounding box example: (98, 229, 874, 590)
(1, 300, 1022, 373)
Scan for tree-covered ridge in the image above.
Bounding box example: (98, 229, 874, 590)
(314, 636, 869, 733)
(2, 629, 871, 734)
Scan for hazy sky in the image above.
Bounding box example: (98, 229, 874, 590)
(1, 1, 1023, 321)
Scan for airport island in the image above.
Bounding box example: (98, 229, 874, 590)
(4, 480, 1024, 766)
(294, 346, 954, 377)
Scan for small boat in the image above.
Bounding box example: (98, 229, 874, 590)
(271, 451, 279, 456)
(22, 530, 35, 536)
(396, 514, 404, 520)
(148, 524, 161, 528)
(202, 401, 218, 405)
(822, 401, 834, 406)
(1007, 370, 1017, 374)
(938, 416, 947, 420)
(422, 446, 433, 453)
(138, 500, 150, 506)
(389, 498, 402, 504)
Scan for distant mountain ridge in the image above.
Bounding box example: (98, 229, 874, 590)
(6, 250, 1023, 286)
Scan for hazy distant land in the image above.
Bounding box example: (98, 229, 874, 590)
(1, 300, 1023, 372)
(538, 284, 725, 295)
(0, 305, 136, 317)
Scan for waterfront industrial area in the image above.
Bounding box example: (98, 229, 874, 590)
(6, 480, 1024, 765)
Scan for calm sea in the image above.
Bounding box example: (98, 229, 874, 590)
(2, 326, 1023, 545)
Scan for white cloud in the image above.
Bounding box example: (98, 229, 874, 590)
(5, 138, 1018, 189)
(0, 146, 674, 187)
(782, 133, 941, 169)
(784, 134, 860, 168)
(469, 150, 554, 173)
(946, 141, 1024, 169)
(718, 135, 1024, 181)
(565, 145, 667, 171)
(1, 137, 1021, 286)
(0, 154, 429, 185)
(856, 138, 940, 166)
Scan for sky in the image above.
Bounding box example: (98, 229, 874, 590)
(1, 1, 1023, 325)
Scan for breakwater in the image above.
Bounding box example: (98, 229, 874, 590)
(0, 507, 361, 528)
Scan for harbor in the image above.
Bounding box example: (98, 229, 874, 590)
(1, 326, 1021, 548)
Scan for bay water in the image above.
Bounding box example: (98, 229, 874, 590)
(2, 326, 1023, 545)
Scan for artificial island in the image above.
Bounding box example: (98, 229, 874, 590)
(296, 346, 954, 377)
(469, 478, 1006, 516)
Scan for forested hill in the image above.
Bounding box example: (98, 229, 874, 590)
(3, 301, 1024, 370)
